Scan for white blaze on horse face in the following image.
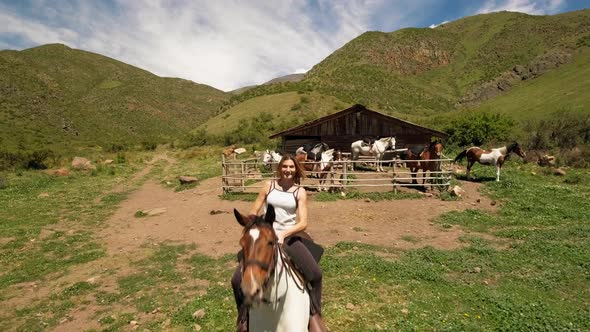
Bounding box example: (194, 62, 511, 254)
(247, 228, 261, 296)
(249, 228, 260, 242)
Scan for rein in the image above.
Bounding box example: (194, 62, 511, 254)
(243, 239, 278, 289)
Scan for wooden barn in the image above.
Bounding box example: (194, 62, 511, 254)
(269, 104, 448, 154)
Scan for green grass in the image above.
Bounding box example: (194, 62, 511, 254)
(1, 150, 589, 331)
(315, 190, 422, 201)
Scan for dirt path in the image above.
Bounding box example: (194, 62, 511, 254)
(99, 171, 497, 257)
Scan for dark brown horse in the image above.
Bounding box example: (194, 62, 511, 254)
(403, 141, 444, 185)
(454, 141, 526, 181)
(296, 149, 335, 191)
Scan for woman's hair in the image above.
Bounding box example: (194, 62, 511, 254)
(276, 154, 306, 184)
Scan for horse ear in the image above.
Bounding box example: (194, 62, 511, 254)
(234, 209, 247, 227)
(264, 205, 276, 225)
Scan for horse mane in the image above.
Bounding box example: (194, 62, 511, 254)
(242, 215, 273, 234)
(506, 141, 519, 153)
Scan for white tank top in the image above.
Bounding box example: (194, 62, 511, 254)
(264, 181, 300, 232)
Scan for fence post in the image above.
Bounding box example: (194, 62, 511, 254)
(221, 154, 228, 194)
(392, 159, 397, 193)
(241, 160, 245, 192)
(343, 160, 348, 186)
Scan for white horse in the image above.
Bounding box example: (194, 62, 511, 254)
(261, 150, 282, 171)
(234, 206, 310, 332)
(350, 137, 395, 172)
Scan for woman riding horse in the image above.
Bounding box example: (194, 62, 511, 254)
(231, 154, 325, 331)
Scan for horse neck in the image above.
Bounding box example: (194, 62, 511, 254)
(498, 146, 509, 156)
(264, 248, 294, 303)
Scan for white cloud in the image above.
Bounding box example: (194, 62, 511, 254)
(429, 20, 450, 28)
(0, 0, 391, 91)
(476, 0, 566, 15)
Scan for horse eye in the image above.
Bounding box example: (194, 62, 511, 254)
(268, 240, 274, 246)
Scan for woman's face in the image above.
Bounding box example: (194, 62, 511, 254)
(280, 159, 296, 180)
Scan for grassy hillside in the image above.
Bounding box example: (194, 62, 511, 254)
(226, 10, 589, 125)
(0, 44, 229, 152)
(200, 91, 350, 136)
(472, 47, 590, 121)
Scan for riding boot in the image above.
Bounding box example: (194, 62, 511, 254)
(236, 304, 248, 332)
(308, 293, 327, 332)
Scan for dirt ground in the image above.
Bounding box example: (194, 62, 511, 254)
(99, 171, 497, 258)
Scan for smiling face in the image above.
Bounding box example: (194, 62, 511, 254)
(275, 155, 305, 184)
(280, 159, 296, 180)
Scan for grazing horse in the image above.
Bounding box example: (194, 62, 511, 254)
(234, 206, 310, 332)
(403, 141, 444, 186)
(454, 141, 526, 181)
(351, 137, 395, 172)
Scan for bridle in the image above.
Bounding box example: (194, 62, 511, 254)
(241, 227, 306, 300)
(242, 228, 278, 289)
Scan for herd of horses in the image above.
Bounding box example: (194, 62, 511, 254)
(259, 139, 527, 186)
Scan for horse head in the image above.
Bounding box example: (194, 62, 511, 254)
(234, 206, 278, 306)
(429, 141, 443, 158)
(259, 151, 269, 165)
(509, 142, 526, 159)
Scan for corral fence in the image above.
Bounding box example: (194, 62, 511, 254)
(221, 154, 453, 194)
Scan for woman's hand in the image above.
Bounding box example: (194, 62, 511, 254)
(276, 231, 286, 244)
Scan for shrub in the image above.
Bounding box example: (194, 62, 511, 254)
(104, 143, 126, 153)
(0, 173, 7, 189)
(141, 141, 158, 151)
(443, 112, 515, 147)
(116, 152, 126, 164)
(26, 149, 56, 170)
(525, 109, 590, 151)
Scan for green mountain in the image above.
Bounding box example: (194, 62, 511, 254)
(0, 44, 229, 151)
(227, 9, 589, 125)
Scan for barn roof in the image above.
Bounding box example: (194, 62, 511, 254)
(269, 104, 448, 139)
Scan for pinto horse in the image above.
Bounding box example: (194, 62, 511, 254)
(403, 141, 444, 186)
(350, 136, 395, 172)
(297, 143, 329, 162)
(296, 149, 335, 191)
(454, 141, 526, 182)
(234, 206, 310, 332)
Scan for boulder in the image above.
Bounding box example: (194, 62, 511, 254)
(449, 185, 464, 197)
(71, 157, 95, 170)
(537, 155, 556, 167)
(179, 176, 198, 184)
(552, 168, 566, 176)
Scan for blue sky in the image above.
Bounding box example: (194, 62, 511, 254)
(1, 0, 588, 91)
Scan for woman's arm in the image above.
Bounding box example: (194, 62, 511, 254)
(249, 181, 271, 216)
(278, 187, 308, 242)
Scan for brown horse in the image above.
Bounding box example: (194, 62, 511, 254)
(234, 206, 311, 331)
(454, 141, 526, 182)
(403, 141, 444, 186)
